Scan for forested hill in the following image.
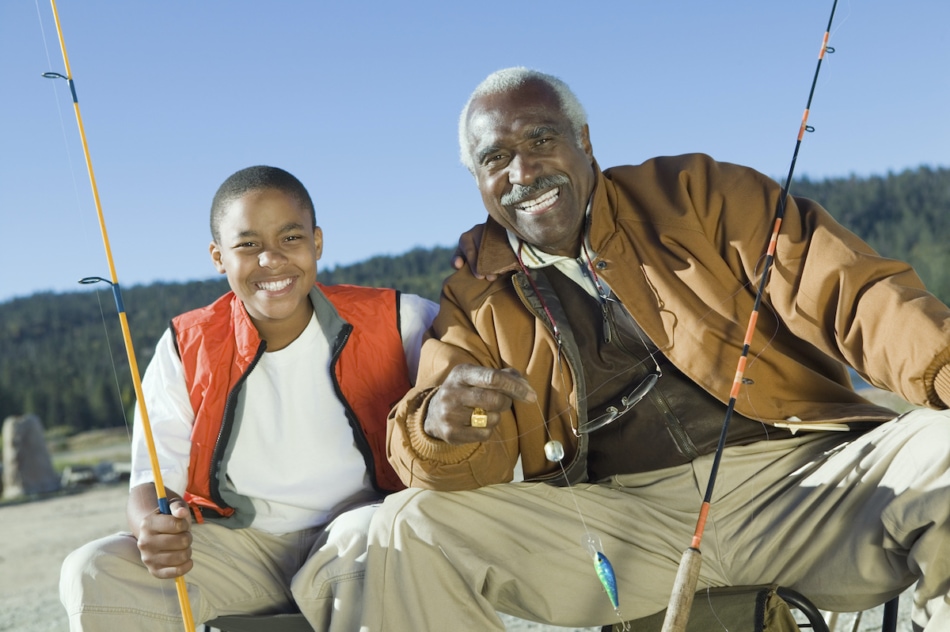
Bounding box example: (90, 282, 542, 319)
(2, 165, 949, 435)
(793, 166, 950, 301)
(0, 246, 455, 436)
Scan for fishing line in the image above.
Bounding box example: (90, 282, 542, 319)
(33, 0, 100, 252)
(91, 288, 134, 441)
(533, 393, 631, 631)
(470, 168, 800, 630)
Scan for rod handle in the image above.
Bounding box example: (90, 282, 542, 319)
(660, 547, 702, 632)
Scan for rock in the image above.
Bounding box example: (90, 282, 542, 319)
(2, 414, 61, 499)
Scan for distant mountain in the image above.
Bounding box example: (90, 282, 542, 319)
(1, 164, 949, 435)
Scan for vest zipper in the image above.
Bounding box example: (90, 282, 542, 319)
(209, 339, 266, 511)
(329, 324, 382, 492)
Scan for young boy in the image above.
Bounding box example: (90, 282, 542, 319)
(59, 166, 438, 631)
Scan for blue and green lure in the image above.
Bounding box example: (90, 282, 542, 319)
(583, 533, 628, 630)
(593, 550, 619, 609)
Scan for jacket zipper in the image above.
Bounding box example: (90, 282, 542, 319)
(511, 271, 589, 486)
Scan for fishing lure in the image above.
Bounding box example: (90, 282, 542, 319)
(583, 533, 619, 609)
(594, 551, 619, 610)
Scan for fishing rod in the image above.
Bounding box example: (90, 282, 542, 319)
(661, 2, 839, 630)
(42, 1, 196, 630)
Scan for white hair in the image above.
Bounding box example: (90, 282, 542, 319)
(458, 67, 588, 173)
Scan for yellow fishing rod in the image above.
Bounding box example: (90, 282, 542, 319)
(43, 1, 195, 630)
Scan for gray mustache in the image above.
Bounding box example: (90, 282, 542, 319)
(501, 175, 570, 206)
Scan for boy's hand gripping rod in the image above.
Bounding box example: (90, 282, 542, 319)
(661, 2, 839, 631)
(43, 1, 196, 630)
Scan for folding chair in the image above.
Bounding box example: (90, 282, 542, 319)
(601, 587, 900, 632)
(204, 590, 900, 632)
(203, 612, 312, 632)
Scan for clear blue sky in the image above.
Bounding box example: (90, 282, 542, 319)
(2, 1, 947, 304)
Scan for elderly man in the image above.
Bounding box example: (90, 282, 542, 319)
(361, 67, 950, 631)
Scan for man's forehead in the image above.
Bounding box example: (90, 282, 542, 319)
(467, 94, 568, 146)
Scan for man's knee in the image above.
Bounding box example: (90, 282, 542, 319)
(894, 409, 950, 471)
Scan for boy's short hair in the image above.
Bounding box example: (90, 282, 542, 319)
(210, 166, 317, 242)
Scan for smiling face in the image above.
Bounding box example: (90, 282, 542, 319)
(209, 187, 323, 350)
(465, 80, 595, 257)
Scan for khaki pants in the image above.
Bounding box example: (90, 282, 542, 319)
(60, 503, 377, 632)
(362, 410, 950, 631)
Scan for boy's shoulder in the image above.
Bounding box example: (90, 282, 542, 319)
(317, 283, 400, 315)
(171, 291, 239, 334)
(318, 282, 396, 302)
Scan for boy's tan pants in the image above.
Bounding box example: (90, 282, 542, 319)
(60, 503, 376, 631)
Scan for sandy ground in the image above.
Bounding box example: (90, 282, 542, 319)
(0, 485, 129, 632)
(0, 483, 913, 632)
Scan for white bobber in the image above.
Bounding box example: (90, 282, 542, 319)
(544, 440, 565, 463)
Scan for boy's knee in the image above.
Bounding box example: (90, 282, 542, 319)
(369, 488, 435, 540)
(60, 538, 118, 610)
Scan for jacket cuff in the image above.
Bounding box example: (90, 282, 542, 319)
(933, 364, 950, 408)
(406, 388, 481, 464)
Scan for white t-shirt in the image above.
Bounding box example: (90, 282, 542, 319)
(130, 292, 437, 534)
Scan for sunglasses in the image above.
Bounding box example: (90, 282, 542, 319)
(577, 367, 661, 434)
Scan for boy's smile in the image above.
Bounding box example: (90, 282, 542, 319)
(210, 188, 323, 350)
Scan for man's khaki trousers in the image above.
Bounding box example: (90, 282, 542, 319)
(362, 410, 950, 631)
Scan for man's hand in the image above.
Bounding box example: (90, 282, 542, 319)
(128, 485, 194, 579)
(424, 364, 536, 444)
(452, 223, 498, 282)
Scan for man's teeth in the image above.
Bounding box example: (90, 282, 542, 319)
(516, 188, 558, 211)
(257, 278, 293, 292)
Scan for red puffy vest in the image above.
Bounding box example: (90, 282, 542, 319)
(171, 283, 411, 520)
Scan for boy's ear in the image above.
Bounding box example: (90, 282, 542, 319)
(209, 241, 227, 273)
(313, 226, 324, 261)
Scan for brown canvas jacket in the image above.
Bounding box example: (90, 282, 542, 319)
(388, 153, 950, 491)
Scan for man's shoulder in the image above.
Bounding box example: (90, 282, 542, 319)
(602, 153, 765, 198)
(603, 152, 721, 178)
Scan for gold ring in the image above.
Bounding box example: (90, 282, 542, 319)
(470, 407, 488, 428)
